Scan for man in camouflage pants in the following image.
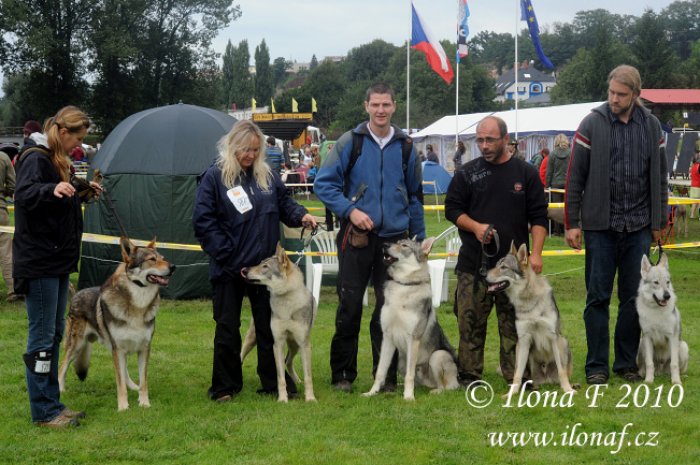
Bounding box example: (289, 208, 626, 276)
(444, 116, 548, 386)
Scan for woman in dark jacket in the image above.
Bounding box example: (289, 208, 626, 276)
(545, 134, 571, 234)
(14, 106, 100, 428)
(192, 120, 316, 402)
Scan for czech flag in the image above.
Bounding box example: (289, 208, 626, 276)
(411, 3, 454, 85)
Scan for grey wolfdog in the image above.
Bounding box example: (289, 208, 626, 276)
(242, 244, 317, 402)
(364, 237, 459, 401)
(636, 253, 689, 385)
(485, 242, 574, 396)
(58, 238, 175, 411)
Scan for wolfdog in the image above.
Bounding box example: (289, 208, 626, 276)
(242, 244, 316, 402)
(364, 237, 459, 401)
(636, 253, 689, 385)
(485, 242, 574, 395)
(58, 238, 175, 411)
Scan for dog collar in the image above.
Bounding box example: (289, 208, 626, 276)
(132, 279, 147, 288)
(391, 278, 429, 286)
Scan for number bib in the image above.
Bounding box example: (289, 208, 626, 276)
(227, 186, 253, 214)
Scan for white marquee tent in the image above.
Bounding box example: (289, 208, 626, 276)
(411, 101, 605, 170)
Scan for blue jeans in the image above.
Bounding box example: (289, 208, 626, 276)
(25, 275, 70, 422)
(583, 229, 650, 378)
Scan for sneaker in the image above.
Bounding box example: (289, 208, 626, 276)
(37, 412, 80, 429)
(617, 369, 642, 383)
(332, 380, 353, 393)
(586, 373, 609, 385)
(61, 408, 86, 419)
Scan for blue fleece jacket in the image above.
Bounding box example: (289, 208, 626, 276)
(314, 122, 425, 239)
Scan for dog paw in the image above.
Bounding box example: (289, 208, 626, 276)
(403, 394, 416, 401)
(672, 378, 682, 386)
(644, 378, 654, 385)
(117, 404, 130, 412)
(277, 396, 289, 403)
(362, 391, 377, 397)
(430, 388, 444, 395)
(139, 400, 151, 408)
(305, 395, 317, 402)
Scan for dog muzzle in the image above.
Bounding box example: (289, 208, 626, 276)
(653, 292, 671, 307)
(382, 251, 398, 267)
(146, 273, 171, 286)
(486, 280, 509, 294)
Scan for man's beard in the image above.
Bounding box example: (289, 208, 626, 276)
(611, 100, 634, 117)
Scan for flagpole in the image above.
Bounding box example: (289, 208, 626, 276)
(407, 3, 411, 133)
(407, 38, 410, 131)
(455, 0, 461, 151)
(514, 0, 519, 141)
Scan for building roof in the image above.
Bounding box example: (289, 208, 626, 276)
(495, 66, 556, 95)
(640, 89, 700, 104)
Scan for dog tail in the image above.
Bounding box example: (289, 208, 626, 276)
(73, 343, 92, 381)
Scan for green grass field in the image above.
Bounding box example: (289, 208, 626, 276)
(1, 198, 699, 464)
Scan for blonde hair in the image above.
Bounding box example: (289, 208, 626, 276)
(554, 134, 570, 150)
(216, 120, 272, 191)
(608, 64, 644, 107)
(43, 106, 91, 182)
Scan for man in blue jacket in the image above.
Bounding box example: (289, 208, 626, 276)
(314, 83, 425, 393)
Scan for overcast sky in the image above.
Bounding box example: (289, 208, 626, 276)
(215, 0, 676, 63)
(0, 0, 677, 95)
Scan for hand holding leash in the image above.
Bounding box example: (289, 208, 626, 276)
(475, 223, 496, 245)
(349, 208, 373, 231)
(301, 213, 317, 230)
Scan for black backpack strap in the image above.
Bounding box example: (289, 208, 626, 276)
(15, 146, 51, 174)
(344, 133, 423, 205)
(343, 132, 364, 197)
(402, 137, 423, 205)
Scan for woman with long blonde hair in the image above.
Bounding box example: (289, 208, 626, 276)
(193, 119, 316, 402)
(14, 105, 101, 428)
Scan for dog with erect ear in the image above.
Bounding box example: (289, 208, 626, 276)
(636, 253, 689, 385)
(364, 236, 460, 401)
(485, 242, 575, 396)
(58, 237, 175, 411)
(241, 243, 317, 402)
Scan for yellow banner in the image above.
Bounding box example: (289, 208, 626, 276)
(253, 113, 313, 121)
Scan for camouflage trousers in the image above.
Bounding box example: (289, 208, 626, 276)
(453, 270, 518, 383)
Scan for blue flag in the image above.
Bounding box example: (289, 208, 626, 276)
(457, 0, 470, 63)
(520, 0, 554, 69)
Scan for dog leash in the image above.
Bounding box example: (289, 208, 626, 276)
(651, 239, 664, 266)
(93, 171, 130, 240)
(478, 224, 500, 277)
(294, 223, 320, 265)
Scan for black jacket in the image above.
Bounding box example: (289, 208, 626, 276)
(12, 148, 83, 278)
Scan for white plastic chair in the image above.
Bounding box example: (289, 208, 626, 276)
(304, 230, 368, 307)
(427, 225, 460, 307)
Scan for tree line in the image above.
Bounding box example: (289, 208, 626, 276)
(1, 1, 699, 138)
